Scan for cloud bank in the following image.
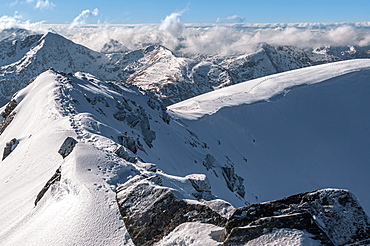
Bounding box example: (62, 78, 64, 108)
(63, 22, 370, 55)
(1, 11, 370, 56)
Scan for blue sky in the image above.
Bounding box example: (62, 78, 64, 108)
(1, 0, 370, 24)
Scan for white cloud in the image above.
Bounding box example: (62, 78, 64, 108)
(0, 13, 45, 31)
(70, 8, 99, 28)
(159, 12, 184, 38)
(58, 22, 370, 56)
(3, 10, 370, 57)
(26, 0, 55, 9)
(35, 0, 55, 9)
(216, 15, 245, 23)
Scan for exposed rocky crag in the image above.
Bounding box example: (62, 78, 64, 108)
(34, 166, 61, 206)
(118, 183, 370, 245)
(0, 99, 17, 134)
(221, 189, 370, 245)
(2, 138, 18, 160)
(116, 174, 227, 246)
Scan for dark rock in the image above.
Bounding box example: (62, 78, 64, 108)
(223, 212, 333, 245)
(58, 137, 77, 158)
(85, 95, 110, 107)
(114, 106, 156, 148)
(221, 189, 370, 245)
(118, 134, 138, 154)
(113, 111, 127, 121)
(1, 99, 17, 118)
(147, 98, 170, 124)
(0, 112, 16, 135)
(2, 138, 18, 160)
(114, 145, 137, 163)
(221, 165, 245, 198)
(186, 174, 215, 200)
(203, 154, 216, 170)
(116, 175, 227, 246)
(0, 99, 18, 135)
(35, 166, 61, 206)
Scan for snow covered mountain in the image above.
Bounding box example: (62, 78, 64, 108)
(0, 57, 370, 245)
(1, 29, 369, 108)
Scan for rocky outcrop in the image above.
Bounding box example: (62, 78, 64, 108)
(114, 145, 138, 163)
(58, 137, 77, 158)
(223, 212, 333, 245)
(146, 98, 170, 124)
(34, 166, 61, 206)
(221, 165, 245, 198)
(186, 174, 215, 200)
(202, 154, 216, 170)
(0, 99, 17, 135)
(118, 133, 141, 154)
(116, 174, 226, 246)
(114, 99, 156, 148)
(2, 138, 18, 160)
(116, 172, 370, 246)
(221, 189, 370, 245)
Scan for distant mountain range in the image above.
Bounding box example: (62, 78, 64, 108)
(1, 28, 370, 107)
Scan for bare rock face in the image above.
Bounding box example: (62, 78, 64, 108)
(34, 166, 61, 206)
(0, 99, 17, 135)
(58, 137, 77, 158)
(114, 145, 138, 163)
(2, 138, 18, 160)
(221, 165, 245, 198)
(113, 100, 156, 148)
(185, 174, 215, 200)
(116, 174, 226, 246)
(223, 211, 333, 245)
(221, 189, 370, 246)
(118, 134, 140, 154)
(202, 154, 216, 170)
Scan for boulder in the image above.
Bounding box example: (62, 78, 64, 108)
(116, 174, 226, 246)
(58, 137, 77, 158)
(2, 138, 18, 160)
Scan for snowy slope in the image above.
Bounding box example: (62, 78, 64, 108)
(169, 59, 370, 119)
(168, 59, 370, 215)
(0, 71, 138, 245)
